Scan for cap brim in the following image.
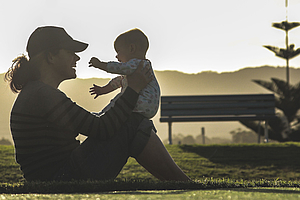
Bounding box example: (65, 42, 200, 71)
(63, 40, 88, 52)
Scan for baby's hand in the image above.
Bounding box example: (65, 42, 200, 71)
(89, 57, 102, 68)
(89, 84, 104, 99)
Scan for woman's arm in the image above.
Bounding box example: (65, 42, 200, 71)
(43, 61, 152, 139)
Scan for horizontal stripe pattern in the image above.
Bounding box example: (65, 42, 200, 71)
(11, 81, 138, 180)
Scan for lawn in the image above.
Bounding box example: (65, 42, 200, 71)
(2, 188, 300, 199)
(119, 142, 300, 181)
(3, 142, 300, 183)
(1, 143, 300, 197)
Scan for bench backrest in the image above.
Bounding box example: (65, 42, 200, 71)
(160, 94, 276, 122)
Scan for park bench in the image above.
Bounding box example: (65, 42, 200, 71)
(160, 94, 276, 144)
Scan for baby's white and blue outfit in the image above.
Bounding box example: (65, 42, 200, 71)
(97, 58, 160, 119)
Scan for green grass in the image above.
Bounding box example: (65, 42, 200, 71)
(0, 145, 24, 183)
(2, 143, 300, 194)
(2, 188, 300, 199)
(118, 142, 300, 181)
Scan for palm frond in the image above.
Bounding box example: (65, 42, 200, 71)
(271, 78, 291, 98)
(293, 81, 300, 89)
(252, 79, 281, 96)
(288, 81, 300, 108)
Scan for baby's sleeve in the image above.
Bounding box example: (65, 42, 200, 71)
(107, 59, 141, 75)
(109, 76, 123, 90)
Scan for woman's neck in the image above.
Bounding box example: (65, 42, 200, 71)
(38, 64, 62, 89)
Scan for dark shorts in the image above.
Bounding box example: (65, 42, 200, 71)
(54, 113, 155, 181)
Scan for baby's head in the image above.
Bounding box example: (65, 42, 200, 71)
(114, 28, 149, 62)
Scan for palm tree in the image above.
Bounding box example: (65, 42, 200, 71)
(240, 78, 300, 142)
(253, 78, 300, 122)
(264, 21, 300, 85)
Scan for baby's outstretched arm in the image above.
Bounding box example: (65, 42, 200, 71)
(89, 84, 115, 99)
(90, 76, 122, 99)
(89, 57, 108, 71)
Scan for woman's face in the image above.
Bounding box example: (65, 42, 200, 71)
(51, 49, 80, 81)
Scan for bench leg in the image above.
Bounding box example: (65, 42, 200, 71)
(264, 121, 269, 143)
(257, 121, 261, 144)
(202, 127, 205, 144)
(168, 122, 172, 145)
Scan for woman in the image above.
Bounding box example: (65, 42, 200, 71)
(5, 26, 190, 181)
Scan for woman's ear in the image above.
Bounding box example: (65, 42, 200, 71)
(45, 51, 58, 64)
(129, 43, 136, 53)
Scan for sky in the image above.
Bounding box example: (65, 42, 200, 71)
(1, 0, 300, 79)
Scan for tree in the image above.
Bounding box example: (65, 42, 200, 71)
(264, 21, 300, 85)
(230, 128, 261, 143)
(181, 135, 196, 145)
(253, 78, 300, 122)
(240, 78, 300, 142)
(0, 138, 12, 145)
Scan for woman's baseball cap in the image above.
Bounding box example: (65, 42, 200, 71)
(26, 26, 88, 58)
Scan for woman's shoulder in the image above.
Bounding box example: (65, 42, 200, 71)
(14, 81, 69, 112)
(21, 81, 67, 100)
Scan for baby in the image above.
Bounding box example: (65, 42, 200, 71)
(89, 28, 160, 119)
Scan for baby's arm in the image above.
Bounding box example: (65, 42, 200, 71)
(89, 76, 123, 99)
(107, 59, 147, 75)
(89, 84, 114, 99)
(89, 57, 108, 71)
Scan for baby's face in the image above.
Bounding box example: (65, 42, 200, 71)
(114, 42, 131, 63)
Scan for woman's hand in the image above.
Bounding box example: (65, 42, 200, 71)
(127, 60, 153, 93)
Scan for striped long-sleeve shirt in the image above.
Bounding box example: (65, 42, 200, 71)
(10, 80, 138, 180)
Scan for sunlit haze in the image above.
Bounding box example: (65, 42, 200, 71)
(1, 0, 300, 78)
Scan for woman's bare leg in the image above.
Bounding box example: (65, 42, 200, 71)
(135, 130, 191, 181)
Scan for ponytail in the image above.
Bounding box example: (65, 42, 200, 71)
(4, 54, 40, 93)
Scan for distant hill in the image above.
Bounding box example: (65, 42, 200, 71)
(1, 66, 300, 144)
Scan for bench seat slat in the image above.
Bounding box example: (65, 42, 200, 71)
(160, 115, 276, 122)
(161, 94, 275, 103)
(161, 108, 275, 117)
(161, 101, 275, 110)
